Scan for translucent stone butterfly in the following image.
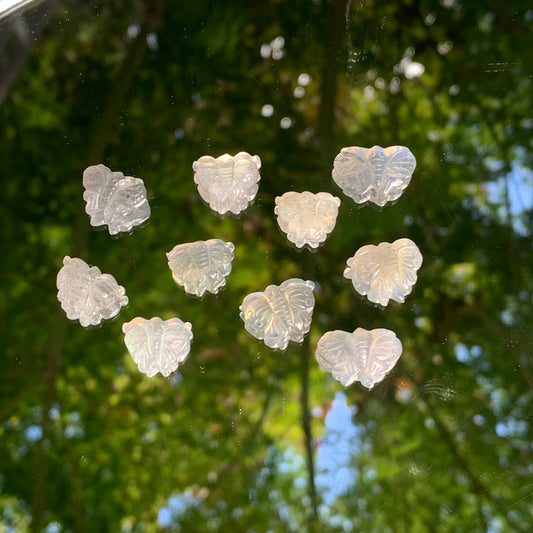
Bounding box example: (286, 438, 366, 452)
(56, 256, 128, 327)
(193, 152, 261, 215)
(344, 238, 423, 306)
(332, 145, 416, 207)
(166, 239, 235, 297)
(83, 164, 151, 235)
(274, 191, 341, 249)
(315, 327, 402, 389)
(240, 279, 315, 350)
(122, 317, 193, 377)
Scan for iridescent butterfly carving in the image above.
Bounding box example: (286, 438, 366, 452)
(274, 191, 341, 249)
(193, 152, 261, 215)
(83, 164, 151, 235)
(122, 317, 193, 377)
(344, 238, 423, 306)
(315, 327, 402, 389)
(57, 256, 128, 327)
(166, 239, 235, 297)
(332, 145, 416, 207)
(240, 279, 315, 350)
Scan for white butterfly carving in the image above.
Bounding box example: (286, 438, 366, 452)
(166, 239, 235, 297)
(83, 164, 151, 235)
(332, 145, 416, 207)
(315, 327, 402, 389)
(239, 278, 316, 350)
(193, 152, 261, 215)
(274, 191, 341, 248)
(56, 256, 128, 327)
(122, 317, 193, 377)
(344, 238, 422, 306)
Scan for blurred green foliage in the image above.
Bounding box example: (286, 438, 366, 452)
(1, 0, 532, 531)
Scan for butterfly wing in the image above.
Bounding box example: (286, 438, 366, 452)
(232, 152, 261, 204)
(103, 176, 150, 235)
(123, 318, 156, 376)
(332, 147, 373, 204)
(394, 238, 423, 291)
(359, 328, 403, 388)
(158, 318, 193, 376)
(345, 244, 396, 306)
(315, 330, 362, 386)
(279, 278, 315, 343)
(87, 273, 128, 323)
(379, 146, 416, 205)
(82, 165, 124, 227)
(204, 239, 235, 293)
(240, 288, 291, 350)
(274, 192, 303, 244)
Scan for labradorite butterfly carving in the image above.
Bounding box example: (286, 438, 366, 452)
(315, 327, 402, 389)
(332, 145, 416, 207)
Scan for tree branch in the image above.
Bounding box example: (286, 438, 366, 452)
(300, 335, 319, 532)
(417, 386, 528, 533)
(317, 0, 347, 141)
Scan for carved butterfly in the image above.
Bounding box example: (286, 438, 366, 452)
(332, 145, 416, 207)
(166, 239, 235, 296)
(315, 327, 402, 389)
(57, 256, 128, 327)
(344, 238, 423, 306)
(274, 191, 341, 249)
(83, 164, 150, 235)
(122, 317, 193, 377)
(239, 278, 315, 350)
(193, 152, 261, 215)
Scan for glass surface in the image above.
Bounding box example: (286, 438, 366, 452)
(1, 1, 532, 532)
